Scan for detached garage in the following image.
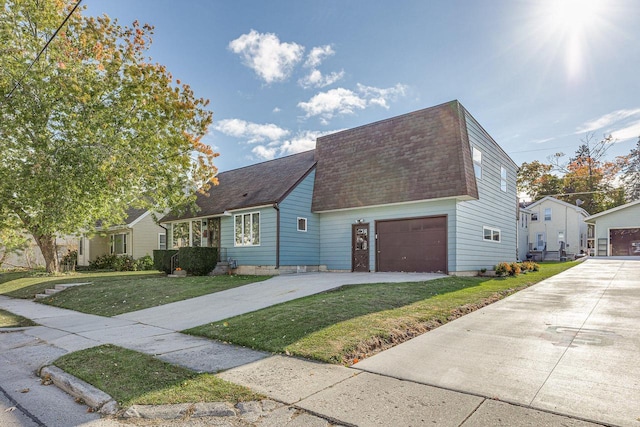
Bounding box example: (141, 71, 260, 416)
(585, 200, 640, 257)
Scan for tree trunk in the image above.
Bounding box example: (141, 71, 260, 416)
(33, 233, 59, 273)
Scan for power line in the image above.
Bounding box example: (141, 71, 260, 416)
(3, 0, 83, 101)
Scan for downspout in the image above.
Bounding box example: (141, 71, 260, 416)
(273, 203, 280, 269)
(159, 224, 169, 249)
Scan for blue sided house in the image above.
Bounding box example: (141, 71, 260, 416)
(160, 100, 518, 275)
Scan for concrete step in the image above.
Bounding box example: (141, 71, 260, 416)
(35, 293, 49, 299)
(44, 288, 60, 295)
(54, 282, 92, 291)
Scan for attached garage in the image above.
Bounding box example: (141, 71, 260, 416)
(376, 216, 447, 273)
(585, 200, 640, 257)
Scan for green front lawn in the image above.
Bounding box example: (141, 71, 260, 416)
(1, 270, 269, 317)
(0, 309, 37, 328)
(186, 262, 579, 365)
(54, 345, 262, 408)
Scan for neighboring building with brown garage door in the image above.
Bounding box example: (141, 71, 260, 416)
(585, 199, 640, 257)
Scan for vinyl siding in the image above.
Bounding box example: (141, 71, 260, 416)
(131, 213, 166, 258)
(319, 199, 458, 272)
(455, 111, 517, 271)
(589, 203, 640, 254)
(527, 198, 588, 254)
(279, 171, 320, 266)
(222, 206, 277, 266)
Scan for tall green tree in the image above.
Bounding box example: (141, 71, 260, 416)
(619, 137, 640, 201)
(0, 1, 217, 272)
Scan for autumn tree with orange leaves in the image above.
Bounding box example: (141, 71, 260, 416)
(0, 1, 217, 273)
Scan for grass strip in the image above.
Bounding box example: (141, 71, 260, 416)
(186, 262, 579, 365)
(0, 308, 37, 328)
(54, 344, 263, 408)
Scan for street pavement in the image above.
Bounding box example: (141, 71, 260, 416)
(0, 261, 638, 426)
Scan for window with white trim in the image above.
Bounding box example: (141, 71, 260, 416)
(483, 226, 501, 242)
(544, 208, 552, 221)
(531, 212, 538, 221)
(110, 233, 127, 254)
(500, 166, 507, 192)
(79, 237, 84, 255)
(235, 212, 260, 246)
(172, 222, 189, 248)
(158, 233, 167, 250)
(297, 217, 307, 232)
(472, 147, 482, 179)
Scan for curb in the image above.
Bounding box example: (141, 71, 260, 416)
(38, 366, 118, 415)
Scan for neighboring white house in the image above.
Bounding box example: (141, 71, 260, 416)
(77, 208, 167, 266)
(524, 196, 589, 258)
(584, 199, 640, 257)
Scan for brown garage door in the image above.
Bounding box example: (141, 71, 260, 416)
(376, 216, 447, 273)
(610, 228, 640, 256)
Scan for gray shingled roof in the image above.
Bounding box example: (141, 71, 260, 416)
(162, 150, 317, 222)
(311, 100, 479, 212)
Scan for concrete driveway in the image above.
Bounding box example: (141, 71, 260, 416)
(355, 258, 640, 427)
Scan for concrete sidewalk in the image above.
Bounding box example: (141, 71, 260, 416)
(115, 271, 445, 330)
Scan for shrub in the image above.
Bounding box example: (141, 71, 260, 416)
(521, 261, 539, 272)
(153, 250, 178, 274)
(113, 255, 135, 271)
(494, 262, 512, 276)
(133, 255, 154, 271)
(89, 254, 118, 270)
(178, 247, 218, 276)
(509, 262, 521, 276)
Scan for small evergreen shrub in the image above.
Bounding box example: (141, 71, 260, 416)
(89, 254, 119, 270)
(133, 255, 154, 271)
(178, 247, 218, 276)
(153, 250, 178, 274)
(113, 255, 135, 271)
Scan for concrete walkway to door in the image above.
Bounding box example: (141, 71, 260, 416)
(355, 258, 640, 427)
(115, 271, 445, 330)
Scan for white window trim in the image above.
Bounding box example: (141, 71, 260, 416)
(158, 233, 167, 250)
(234, 212, 261, 247)
(500, 166, 507, 192)
(110, 233, 128, 255)
(544, 207, 552, 221)
(297, 217, 308, 232)
(531, 212, 538, 221)
(472, 147, 482, 179)
(483, 226, 501, 243)
(171, 220, 203, 248)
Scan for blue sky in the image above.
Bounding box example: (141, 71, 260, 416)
(85, 0, 640, 173)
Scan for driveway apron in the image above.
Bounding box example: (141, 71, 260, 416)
(354, 259, 640, 427)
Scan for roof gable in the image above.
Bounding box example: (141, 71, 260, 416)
(526, 196, 590, 217)
(162, 150, 317, 222)
(585, 199, 640, 221)
(311, 100, 478, 212)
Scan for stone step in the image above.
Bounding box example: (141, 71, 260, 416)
(54, 282, 92, 291)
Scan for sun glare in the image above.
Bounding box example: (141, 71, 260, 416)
(541, 0, 607, 81)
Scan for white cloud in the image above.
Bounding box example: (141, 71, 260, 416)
(213, 119, 289, 144)
(229, 30, 304, 84)
(611, 121, 640, 141)
(252, 129, 341, 160)
(298, 84, 408, 124)
(272, 107, 281, 113)
(298, 69, 345, 89)
(304, 45, 335, 68)
(577, 108, 640, 134)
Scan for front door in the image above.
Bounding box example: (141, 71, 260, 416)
(352, 223, 370, 272)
